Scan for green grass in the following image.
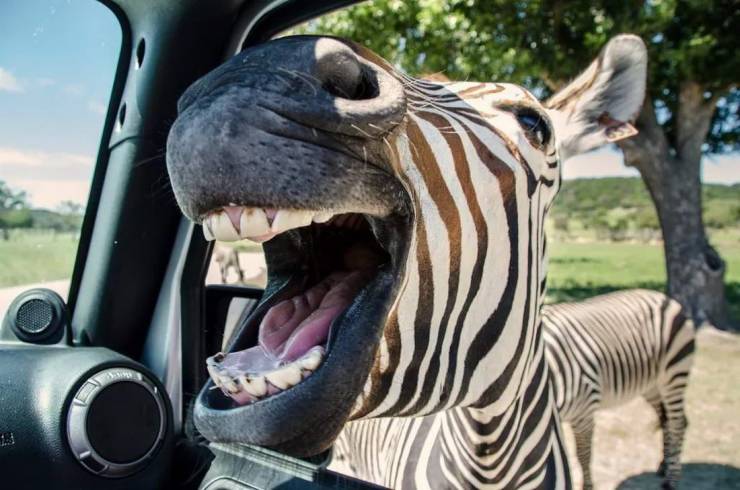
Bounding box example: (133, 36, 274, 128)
(0, 230, 78, 287)
(547, 240, 740, 321)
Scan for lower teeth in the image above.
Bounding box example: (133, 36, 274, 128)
(208, 345, 326, 403)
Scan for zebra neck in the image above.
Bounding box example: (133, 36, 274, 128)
(331, 345, 571, 488)
(452, 353, 570, 488)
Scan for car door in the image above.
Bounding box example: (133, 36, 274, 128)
(0, 1, 380, 489)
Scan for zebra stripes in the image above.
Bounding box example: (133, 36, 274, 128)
(327, 74, 568, 489)
(323, 35, 647, 488)
(542, 289, 695, 489)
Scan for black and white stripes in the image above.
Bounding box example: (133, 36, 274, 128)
(327, 76, 569, 489)
(542, 289, 695, 489)
(326, 35, 648, 489)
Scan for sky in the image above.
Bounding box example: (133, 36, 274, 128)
(0, 1, 738, 211)
(0, 0, 120, 210)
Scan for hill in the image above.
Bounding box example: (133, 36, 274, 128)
(549, 177, 740, 241)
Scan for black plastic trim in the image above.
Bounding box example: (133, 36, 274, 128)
(67, 1, 130, 315)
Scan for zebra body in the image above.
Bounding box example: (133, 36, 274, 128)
(542, 289, 695, 489)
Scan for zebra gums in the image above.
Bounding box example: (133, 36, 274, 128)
(166, 34, 647, 488)
(542, 290, 695, 490)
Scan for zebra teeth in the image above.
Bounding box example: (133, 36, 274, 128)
(270, 209, 314, 234)
(299, 346, 325, 371)
(220, 376, 240, 394)
(239, 207, 271, 239)
(208, 210, 241, 242)
(312, 212, 334, 223)
(238, 374, 267, 398)
(208, 347, 327, 404)
(202, 221, 215, 241)
(264, 363, 303, 390)
(203, 207, 341, 243)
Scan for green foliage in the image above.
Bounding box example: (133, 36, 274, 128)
(0, 181, 83, 235)
(0, 208, 32, 228)
(0, 180, 28, 211)
(294, 0, 739, 151)
(28, 209, 83, 233)
(549, 177, 739, 239)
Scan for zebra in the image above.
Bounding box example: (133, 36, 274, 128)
(542, 289, 695, 490)
(167, 34, 648, 488)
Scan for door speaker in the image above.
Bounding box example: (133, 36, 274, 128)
(2, 288, 69, 343)
(67, 367, 167, 478)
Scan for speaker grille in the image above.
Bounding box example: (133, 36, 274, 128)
(16, 299, 54, 334)
(86, 381, 161, 464)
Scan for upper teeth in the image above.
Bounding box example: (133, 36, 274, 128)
(202, 207, 335, 243)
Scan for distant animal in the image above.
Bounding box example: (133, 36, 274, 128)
(542, 289, 695, 490)
(212, 245, 244, 283)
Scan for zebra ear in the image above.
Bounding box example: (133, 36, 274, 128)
(545, 34, 647, 160)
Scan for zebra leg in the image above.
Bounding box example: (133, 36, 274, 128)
(659, 406, 688, 490)
(645, 395, 668, 477)
(572, 417, 595, 490)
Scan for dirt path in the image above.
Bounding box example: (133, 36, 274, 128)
(0, 279, 69, 317)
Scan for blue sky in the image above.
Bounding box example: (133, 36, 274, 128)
(0, 1, 737, 210)
(0, 0, 120, 209)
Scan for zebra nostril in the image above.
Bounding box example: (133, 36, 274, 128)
(322, 70, 378, 101)
(315, 39, 378, 101)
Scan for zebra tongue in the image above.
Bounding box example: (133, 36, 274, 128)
(258, 270, 372, 363)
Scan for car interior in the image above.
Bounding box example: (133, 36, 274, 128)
(0, 1, 385, 488)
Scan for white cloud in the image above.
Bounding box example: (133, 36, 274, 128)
(11, 180, 91, 210)
(0, 147, 91, 169)
(0, 67, 23, 93)
(563, 146, 740, 185)
(35, 77, 56, 87)
(87, 99, 107, 115)
(63, 83, 85, 96)
(0, 146, 94, 209)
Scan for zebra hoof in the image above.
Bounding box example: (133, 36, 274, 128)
(660, 481, 676, 490)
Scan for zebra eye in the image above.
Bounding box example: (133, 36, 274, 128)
(516, 108, 551, 148)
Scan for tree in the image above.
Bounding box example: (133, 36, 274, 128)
(298, 0, 739, 327)
(0, 180, 30, 240)
(57, 200, 85, 217)
(0, 180, 28, 210)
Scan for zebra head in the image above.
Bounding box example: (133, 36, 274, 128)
(167, 35, 646, 456)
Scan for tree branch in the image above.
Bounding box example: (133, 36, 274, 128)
(676, 81, 722, 166)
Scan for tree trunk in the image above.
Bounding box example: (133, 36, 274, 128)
(619, 89, 731, 329)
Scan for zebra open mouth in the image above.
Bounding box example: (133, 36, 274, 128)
(202, 208, 393, 405)
(193, 203, 410, 456)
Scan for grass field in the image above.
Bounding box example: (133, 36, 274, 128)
(546, 240, 740, 322)
(0, 230, 78, 288)
(2, 228, 738, 321)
